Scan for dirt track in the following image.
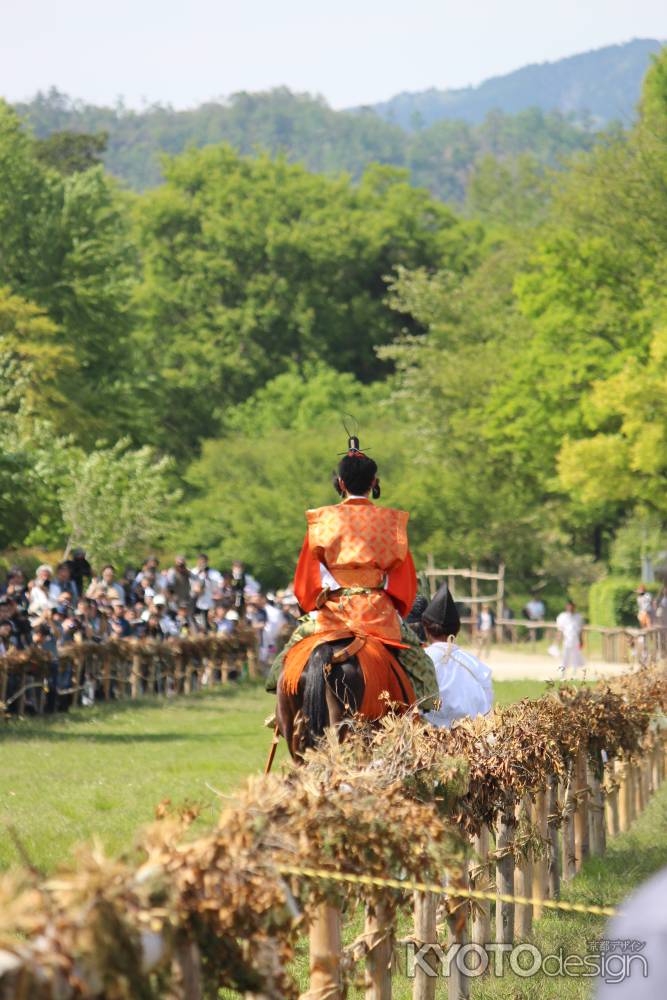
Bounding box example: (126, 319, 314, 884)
(457, 644, 634, 682)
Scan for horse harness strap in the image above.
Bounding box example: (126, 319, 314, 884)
(330, 634, 366, 664)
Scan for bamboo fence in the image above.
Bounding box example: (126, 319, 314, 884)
(0, 668, 664, 998)
(0, 629, 260, 717)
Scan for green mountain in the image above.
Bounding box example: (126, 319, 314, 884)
(13, 89, 596, 201)
(369, 38, 663, 128)
(15, 40, 659, 200)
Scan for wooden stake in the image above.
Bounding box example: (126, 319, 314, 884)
(495, 812, 515, 945)
(471, 827, 491, 947)
(531, 789, 548, 919)
(306, 904, 342, 1000)
(365, 901, 393, 1000)
(547, 775, 560, 901)
(588, 765, 606, 856)
(604, 762, 619, 839)
(561, 775, 576, 882)
(573, 747, 589, 872)
(412, 892, 438, 1000)
(514, 799, 532, 937)
(618, 759, 631, 833)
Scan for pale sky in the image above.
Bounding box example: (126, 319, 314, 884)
(1, 0, 665, 109)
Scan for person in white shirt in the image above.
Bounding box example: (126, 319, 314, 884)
(419, 584, 494, 729)
(556, 600, 584, 676)
(190, 553, 223, 614)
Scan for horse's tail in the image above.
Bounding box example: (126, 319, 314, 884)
(301, 643, 342, 748)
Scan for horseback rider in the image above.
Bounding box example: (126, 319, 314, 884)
(266, 435, 438, 715)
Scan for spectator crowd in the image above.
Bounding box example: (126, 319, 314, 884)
(0, 551, 301, 671)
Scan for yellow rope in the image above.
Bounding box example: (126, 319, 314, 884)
(277, 864, 618, 917)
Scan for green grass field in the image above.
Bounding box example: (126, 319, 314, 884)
(2, 677, 663, 1000)
(0, 679, 550, 872)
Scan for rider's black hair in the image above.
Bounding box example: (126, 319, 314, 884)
(333, 451, 380, 498)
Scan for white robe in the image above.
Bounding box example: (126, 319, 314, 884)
(556, 611, 584, 669)
(423, 642, 494, 729)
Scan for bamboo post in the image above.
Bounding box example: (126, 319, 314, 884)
(618, 758, 632, 833)
(175, 653, 185, 695)
(244, 938, 284, 1000)
(495, 811, 515, 944)
(514, 799, 532, 937)
(588, 764, 606, 856)
(447, 876, 470, 1000)
(547, 775, 560, 901)
(470, 564, 478, 641)
(652, 738, 662, 794)
(131, 653, 141, 698)
(471, 826, 491, 947)
(561, 776, 576, 882)
(426, 553, 436, 598)
(495, 563, 505, 644)
(412, 892, 438, 1000)
(604, 765, 619, 839)
(306, 904, 342, 1000)
(0, 662, 7, 713)
(531, 789, 548, 920)
(573, 747, 589, 872)
(171, 938, 203, 1000)
(365, 901, 393, 1000)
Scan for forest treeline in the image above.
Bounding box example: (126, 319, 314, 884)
(2, 46, 667, 599)
(17, 87, 596, 198)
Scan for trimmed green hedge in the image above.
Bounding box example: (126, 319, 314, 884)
(588, 576, 649, 627)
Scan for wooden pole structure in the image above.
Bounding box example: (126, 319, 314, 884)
(412, 892, 438, 1000)
(617, 758, 631, 833)
(573, 746, 589, 872)
(495, 811, 515, 945)
(447, 876, 470, 1000)
(470, 563, 478, 641)
(425, 553, 437, 598)
(604, 765, 619, 839)
(471, 827, 491, 947)
(531, 789, 549, 920)
(131, 652, 141, 699)
(365, 901, 393, 1000)
(547, 775, 561, 902)
(514, 798, 532, 937)
(495, 563, 505, 644)
(588, 764, 606, 856)
(306, 904, 342, 1000)
(561, 776, 576, 882)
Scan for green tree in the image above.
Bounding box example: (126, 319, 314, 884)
(34, 130, 108, 175)
(61, 440, 180, 567)
(136, 148, 475, 453)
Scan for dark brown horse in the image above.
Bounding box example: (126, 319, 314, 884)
(276, 640, 365, 761)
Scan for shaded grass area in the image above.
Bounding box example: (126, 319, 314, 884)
(0, 678, 566, 873)
(0, 682, 287, 871)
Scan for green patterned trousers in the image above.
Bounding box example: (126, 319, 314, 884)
(265, 613, 438, 709)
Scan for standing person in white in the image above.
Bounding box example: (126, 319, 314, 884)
(556, 600, 584, 676)
(418, 584, 494, 729)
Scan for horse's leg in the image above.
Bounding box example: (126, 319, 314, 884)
(276, 674, 301, 762)
(326, 659, 365, 742)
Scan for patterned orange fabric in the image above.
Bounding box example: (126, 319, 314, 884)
(282, 629, 416, 720)
(306, 500, 409, 573)
(293, 498, 416, 642)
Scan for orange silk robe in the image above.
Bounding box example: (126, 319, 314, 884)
(293, 497, 417, 647)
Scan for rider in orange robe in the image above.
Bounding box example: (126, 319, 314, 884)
(266, 438, 438, 716)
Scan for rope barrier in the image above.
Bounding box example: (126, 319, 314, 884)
(277, 864, 619, 918)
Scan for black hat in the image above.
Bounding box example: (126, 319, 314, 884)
(422, 583, 461, 638)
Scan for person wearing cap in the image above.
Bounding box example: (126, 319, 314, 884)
(266, 435, 438, 712)
(420, 583, 494, 729)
